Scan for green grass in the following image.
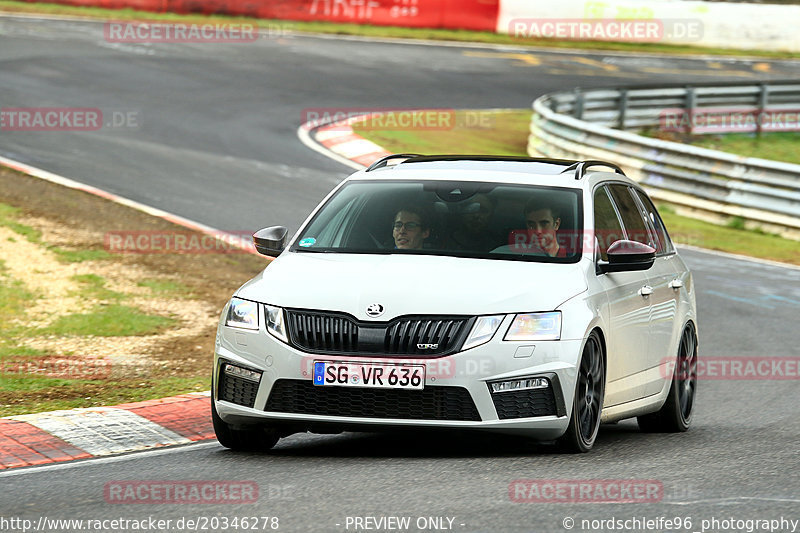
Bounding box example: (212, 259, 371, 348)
(353, 109, 532, 156)
(0, 272, 37, 325)
(0, 250, 43, 365)
(0, 270, 188, 416)
(0, 200, 204, 415)
(0, 344, 47, 359)
(0, 376, 208, 416)
(688, 132, 800, 166)
(356, 108, 800, 265)
(41, 304, 175, 336)
(660, 209, 800, 264)
(2, 202, 113, 262)
(0, 202, 41, 243)
(50, 246, 112, 263)
(0, 272, 47, 376)
(0, 343, 49, 386)
(727, 216, 747, 231)
(70, 273, 127, 301)
(0, 375, 77, 392)
(640, 130, 800, 166)
(0, 0, 797, 59)
(137, 278, 191, 296)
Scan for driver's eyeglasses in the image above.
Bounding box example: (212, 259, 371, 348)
(527, 220, 553, 229)
(393, 221, 422, 231)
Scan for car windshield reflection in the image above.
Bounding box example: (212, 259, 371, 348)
(291, 180, 582, 262)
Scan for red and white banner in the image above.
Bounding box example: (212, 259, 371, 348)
(25, 0, 499, 32)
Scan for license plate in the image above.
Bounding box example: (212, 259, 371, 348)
(313, 361, 425, 390)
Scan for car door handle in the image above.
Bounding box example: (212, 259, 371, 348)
(668, 279, 684, 289)
(638, 285, 653, 297)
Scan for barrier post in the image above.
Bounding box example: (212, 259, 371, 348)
(618, 90, 628, 130)
(683, 86, 696, 135)
(573, 89, 584, 120)
(757, 83, 769, 138)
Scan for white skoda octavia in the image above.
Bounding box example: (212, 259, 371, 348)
(212, 155, 698, 453)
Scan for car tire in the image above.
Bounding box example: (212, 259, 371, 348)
(212, 396, 280, 452)
(558, 331, 605, 453)
(637, 322, 697, 433)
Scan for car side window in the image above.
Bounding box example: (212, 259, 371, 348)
(607, 184, 655, 249)
(593, 186, 625, 261)
(632, 189, 675, 255)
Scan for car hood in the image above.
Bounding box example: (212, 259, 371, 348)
(237, 252, 587, 320)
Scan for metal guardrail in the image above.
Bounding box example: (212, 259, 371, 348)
(528, 81, 800, 240)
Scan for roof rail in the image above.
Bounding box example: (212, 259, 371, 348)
(366, 154, 581, 171)
(571, 160, 625, 180)
(365, 153, 422, 172)
(402, 155, 578, 166)
(364, 155, 624, 178)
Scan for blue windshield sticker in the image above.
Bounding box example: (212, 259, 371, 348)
(298, 237, 316, 247)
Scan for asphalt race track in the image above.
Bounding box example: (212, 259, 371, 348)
(1, 14, 799, 533)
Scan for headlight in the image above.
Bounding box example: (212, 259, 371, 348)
(462, 315, 504, 350)
(505, 311, 561, 341)
(265, 304, 288, 343)
(226, 297, 258, 330)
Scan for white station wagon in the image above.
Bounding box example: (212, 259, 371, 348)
(212, 155, 698, 452)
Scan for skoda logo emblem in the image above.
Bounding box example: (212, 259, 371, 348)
(366, 303, 384, 318)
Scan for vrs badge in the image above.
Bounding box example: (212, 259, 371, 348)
(366, 303, 384, 318)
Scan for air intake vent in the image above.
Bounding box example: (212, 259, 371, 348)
(218, 363, 260, 408)
(266, 379, 481, 421)
(489, 384, 557, 419)
(283, 309, 473, 357)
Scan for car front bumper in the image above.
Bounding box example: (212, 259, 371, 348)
(213, 318, 583, 440)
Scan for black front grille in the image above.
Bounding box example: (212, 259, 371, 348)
(490, 385, 557, 419)
(385, 318, 467, 355)
(218, 365, 260, 408)
(266, 379, 481, 421)
(285, 311, 359, 352)
(284, 309, 473, 357)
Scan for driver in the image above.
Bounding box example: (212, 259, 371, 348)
(392, 207, 430, 250)
(523, 199, 566, 257)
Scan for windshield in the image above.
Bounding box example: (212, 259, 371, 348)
(291, 180, 582, 262)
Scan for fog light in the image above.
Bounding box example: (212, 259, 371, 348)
(223, 363, 262, 382)
(490, 377, 549, 393)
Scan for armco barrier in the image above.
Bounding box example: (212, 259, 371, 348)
(528, 81, 800, 240)
(21, 0, 499, 31)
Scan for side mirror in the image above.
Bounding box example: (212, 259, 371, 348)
(598, 240, 656, 273)
(253, 226, 288, 257)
